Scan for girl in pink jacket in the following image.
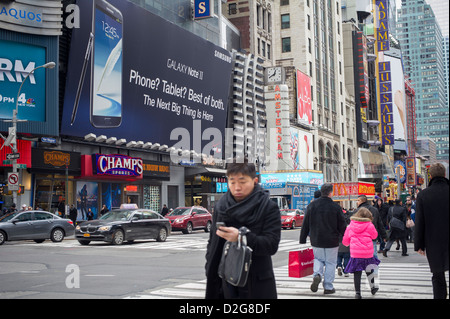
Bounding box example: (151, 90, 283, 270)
(342, 207, 380, 299)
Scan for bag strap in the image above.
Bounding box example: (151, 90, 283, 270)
(238, 227, 250, 249)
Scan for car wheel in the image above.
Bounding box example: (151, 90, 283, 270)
(34, 239, 45, 244)
(112, 229, 124, 245)
(156, 228, 167, 242)
(78, 240, 90, 245)
(291, 221, 296, 229)
(0, 231, 6, 245)
(204, 221, 212, 232)
(182, 222, 193, 234)
(51, 228, 65, 242)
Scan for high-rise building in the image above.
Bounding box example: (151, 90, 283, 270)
(397, 0, 449, 161)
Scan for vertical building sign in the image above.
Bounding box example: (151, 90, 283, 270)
(265, 84, 290, 171)
(379, 61, 394, 145)
(376, 0, 390, 52)
(296, 70, 312, 125)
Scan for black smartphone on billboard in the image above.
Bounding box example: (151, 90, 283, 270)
(90, 0, 123, 128)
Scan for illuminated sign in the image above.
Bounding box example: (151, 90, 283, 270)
(376, 0, 390, 52)
(94, 154, 143, 177)
(192, 0, 213, 20)
(379, 61, 393, 145)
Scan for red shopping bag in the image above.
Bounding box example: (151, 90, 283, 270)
(288, 248, 314, 278)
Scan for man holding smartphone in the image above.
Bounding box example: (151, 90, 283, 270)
(205, 159, 281, 299)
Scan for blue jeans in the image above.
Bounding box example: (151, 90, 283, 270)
(312, 246, 339, 290)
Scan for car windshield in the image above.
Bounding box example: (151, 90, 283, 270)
(100, 210, 133, 221)
(0, 212, 19, 223)
(168, 208, 190, 216)
(281, 210, 296, 216)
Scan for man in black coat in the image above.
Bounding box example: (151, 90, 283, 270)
(205, 160, 281, 299)
(414, 163, 449, 299)
(299, 183, 347, 294)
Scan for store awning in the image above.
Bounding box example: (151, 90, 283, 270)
(358, 148, 394, 179)
(185, 166, 227, 177)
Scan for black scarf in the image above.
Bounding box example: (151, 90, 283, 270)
(217, 184, 271, 229)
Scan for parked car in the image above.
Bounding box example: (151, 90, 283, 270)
(280, 209, 304, 229)
(166, 206, 212, 234)
(0, 211, 75, 245)
(75, 209, 170, 245)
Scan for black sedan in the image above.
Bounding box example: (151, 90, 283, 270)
(0, 211, 75, 245)
(75, 209, 171, 245)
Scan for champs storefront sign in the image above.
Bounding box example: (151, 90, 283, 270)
(31, 148, 81, 175)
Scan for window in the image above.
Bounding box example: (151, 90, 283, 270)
(16, 213, 33, 222)
(282, 37, 291, 52)
(281, 0, 289, 5)
(35, 212, 54, 220)
(228, 3, 237, 15)
(281, 14, 290, 29)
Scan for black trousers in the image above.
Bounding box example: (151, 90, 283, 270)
(432, 272, 448, 299)
(354, 269, 376, 293)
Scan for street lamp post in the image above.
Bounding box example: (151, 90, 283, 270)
(6, 62, 56, 206)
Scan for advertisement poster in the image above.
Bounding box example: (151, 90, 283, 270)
(0, 40, 46, 122)
(296, 70, 312, 125)
(61, 0, 232, 154)
(76, 181, 98, 221)
(290, 127, 313, 170)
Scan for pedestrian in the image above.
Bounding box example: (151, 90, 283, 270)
(87, 208, 94, 220)
(69, 204, 78, 226)
(20, 204, 27, 212)
(337, 207, 351, 277)
(405, 196, 414, 242)
(353, 195, 387, 259)
(9, 203, 17, 214)
(299, 183, 347, 295)
(383, 199, 408, 257)
(161, 204, 169, 217)
(342, 207, 380, 299)
(205, 159, 281, 299)
(374, 196, 389, 252)
(414, 163, 449, 299)
(100, 204, 109, 217)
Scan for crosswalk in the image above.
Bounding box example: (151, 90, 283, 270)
(127, 263, 446, 299)
(14, 237, 303, 252)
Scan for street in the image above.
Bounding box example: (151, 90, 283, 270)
(0, 227, 444, 300)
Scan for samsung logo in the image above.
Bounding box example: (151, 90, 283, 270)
(214, 50, 232, 64)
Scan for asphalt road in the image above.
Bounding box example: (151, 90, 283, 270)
(0, 227, 436, 299)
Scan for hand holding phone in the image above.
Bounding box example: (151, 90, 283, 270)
(216, 222, 226, 231)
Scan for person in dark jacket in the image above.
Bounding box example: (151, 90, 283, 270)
(383, 199, 408, 257)
(299, 183, 347, 294)
(374, 196, 389, 251)
(69, 204, 78, 226)
(205, 160, 281, 299)
(353, 195, 387, 259)
(414, 163, 449, 299)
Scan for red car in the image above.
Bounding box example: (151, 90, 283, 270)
(280, 209, 304, 229)
(166, 206, 212, 234)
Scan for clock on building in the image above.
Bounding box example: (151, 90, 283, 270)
(266, 67, 283, 83)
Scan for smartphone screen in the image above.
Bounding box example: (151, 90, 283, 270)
(91, 0, 123, 128)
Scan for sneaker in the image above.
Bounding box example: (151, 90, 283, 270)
(344, 273, 349, 277)
(402, 253, 409, 256)
(324, 288, 336, 295)
(337, 267, 343, 276)
(355, 292, 362, 299)
(371, 287, 379, 295)
(310, 274, 321, 293)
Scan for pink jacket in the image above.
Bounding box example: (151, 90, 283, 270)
(342, 217, 378, 258)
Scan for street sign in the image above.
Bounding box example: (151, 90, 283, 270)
(16, 164, 27, 169)
(8, 172, 19, 191)
(6, 153, 20, 160)
(3, 160, 12, 165)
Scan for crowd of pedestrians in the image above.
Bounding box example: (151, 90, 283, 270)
(299, 162, 449, 299)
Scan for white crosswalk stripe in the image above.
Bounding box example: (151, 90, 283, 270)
(15, 237, 305, 252)
(126, 263, 447, 299)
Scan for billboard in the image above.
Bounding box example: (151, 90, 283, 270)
(296, 70, 312, 125)
(61, 0, 232, 154)
(0, 40, 46, 122)
(384, 54, 407, 143)
(290, 127, 313, 170)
